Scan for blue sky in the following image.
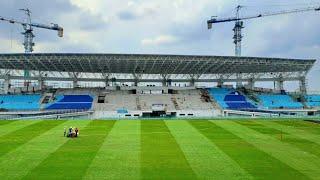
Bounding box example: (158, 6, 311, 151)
(0, 0, 319, 91)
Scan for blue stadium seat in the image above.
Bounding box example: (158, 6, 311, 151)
(258, 94, 303, 109)
(208, 88, 256, 110)
(0, 94, 41, 110)
(59, 95, 93, 102)
(46, 95, 93, 110)
(117, 108, 128, 114)
(305, 95, 320, 107)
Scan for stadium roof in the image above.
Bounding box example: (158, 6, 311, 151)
(0, 53, 316, 75)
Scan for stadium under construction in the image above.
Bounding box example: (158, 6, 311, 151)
(0, 53, 318, 119)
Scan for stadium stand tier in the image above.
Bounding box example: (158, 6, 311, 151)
(46, 95, 93, 110)
(305, 95, 320, 107)
(0, 94, 41, 110)
(208, 88, 256, 110)
(257, 94, 303, 109)
(0, 88, 319, 119)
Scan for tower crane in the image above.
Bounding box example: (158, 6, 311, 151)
(0, 8, 63, 83)
(0, 8, 63, 53)
(207, 5, 320, 56)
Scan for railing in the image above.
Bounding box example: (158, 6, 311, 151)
(2, 109, 94, 120)
(290, 91, 320, 95)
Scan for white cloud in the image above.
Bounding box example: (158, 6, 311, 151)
(141, 35, 179, 46)
(69, 0, 102, 14)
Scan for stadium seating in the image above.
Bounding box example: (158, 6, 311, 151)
(208, 88, 256, 109)
(0, 94, 41, 110)
(117, 108, 129, 114)
(305, 95, 320, 107)
(258, 94, 303, 109)
(46, 95, 93, 110)
(93, 90, 213, 111)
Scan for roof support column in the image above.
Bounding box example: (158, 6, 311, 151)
(161, 74, 170, 87)
(38, 71, 45, 91)
(236, 74, 243, 88)
(247, 78, 255, 90)
(4, 74, 11, 94)
(217, 76, 224, 87)
(275, 75, 284, 93)
(189, 74, 201, 87)
(133, 74, 142, 87)
(102, 73, 110, 88)
(69, 72, 79, 88)
(299, 76, 307, 95)
(105, 78, 109, 87)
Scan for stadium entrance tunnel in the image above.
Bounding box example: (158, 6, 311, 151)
(142, 111, 176, 118)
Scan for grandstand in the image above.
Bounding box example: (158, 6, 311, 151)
(0, 53, 318, 119)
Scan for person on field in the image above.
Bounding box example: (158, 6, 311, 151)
(68, 127, 72, 137)
(75, 128, 79, 137)
(64, 128, 66, 137)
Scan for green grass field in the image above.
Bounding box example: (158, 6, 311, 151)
(1, 119, 320, 179)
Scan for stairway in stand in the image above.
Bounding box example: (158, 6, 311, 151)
(136, 96, 141, 110)
(171, 96, 180, 110)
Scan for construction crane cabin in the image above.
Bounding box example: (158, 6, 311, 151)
(207, 5, 320, 57)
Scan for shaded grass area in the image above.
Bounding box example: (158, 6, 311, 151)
(141, 120, 196, 179)
(238, 120, 320, 158)
(24, 120, 115, 180)
(0, 120, 66, 157)
(190, 120, 307, 179)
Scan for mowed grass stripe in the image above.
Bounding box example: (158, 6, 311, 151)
(0, 120, 92, 180)
(84, 120, 140, 180)
(24, 120, 116, 180)
(141, 120, 197, 179)
(190, 120, 306, 179)
(256, 121, 320, 144)
(0, 120, 15, 126)
(246, 120, 320, 157)
(0, 120, 42, 137)
(213, 120, 320, 179)
(166, 120, 251, 179)
(276, 120, 320, 135)
(0, 120, 65, 156)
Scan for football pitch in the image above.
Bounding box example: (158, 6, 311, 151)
(1, 119, 320, 179)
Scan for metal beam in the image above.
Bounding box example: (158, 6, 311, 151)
(0, 75, 303, 83)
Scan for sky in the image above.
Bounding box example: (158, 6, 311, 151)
(0, 0, 319, 91)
